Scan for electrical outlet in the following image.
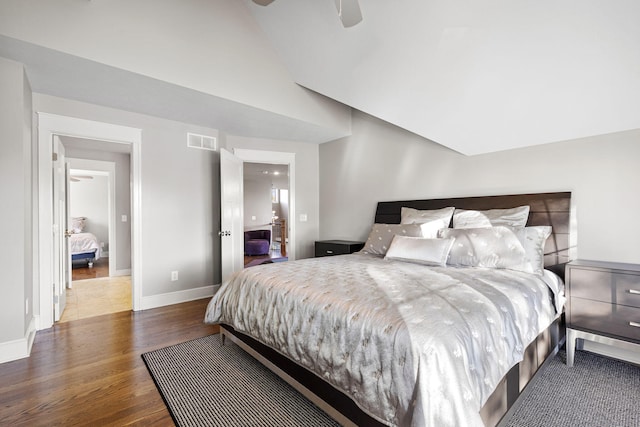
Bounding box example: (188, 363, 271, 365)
(171, 271, 179, 281)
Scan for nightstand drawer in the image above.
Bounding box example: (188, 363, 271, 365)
(315, 240, 364, 257)
(570, 297, 640, 342)
(570, 268, 640, 308)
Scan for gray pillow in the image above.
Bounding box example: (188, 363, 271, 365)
(360, 223, 424, 256)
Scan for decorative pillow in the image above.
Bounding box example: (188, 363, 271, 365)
(384, 236, 455, 267)
(71, 217, 86, 234)
(439, 226, 527, 269)
(360, 223, 424, 256)
(401, 207, 455, 226)
(452, 205, 530, 229)
(510, 226, 552, 276)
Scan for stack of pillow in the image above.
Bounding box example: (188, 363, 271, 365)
(360, 205, 551, 276)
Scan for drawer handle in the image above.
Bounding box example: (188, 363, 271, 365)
(629, 289, 640, 295)
(326, 250, 334, 254)
(630, 321, 640, 328)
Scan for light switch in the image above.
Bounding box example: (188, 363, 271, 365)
(300, 213, 308, 222)
(121, 215, 128, 222)
(251, 215, 256, 221)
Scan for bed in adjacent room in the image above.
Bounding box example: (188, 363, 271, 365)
(205, 192, 573, 427)
(69, 217, 101, 268)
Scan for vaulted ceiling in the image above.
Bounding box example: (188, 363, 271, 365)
(247, 0, 640, 154)
(1, 1, 638, 155)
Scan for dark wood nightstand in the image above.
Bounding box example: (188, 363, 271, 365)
(566, 260, 640, 366)
(315, 240, 364, 257)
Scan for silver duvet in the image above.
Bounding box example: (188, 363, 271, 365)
(204, 253, 563, 427)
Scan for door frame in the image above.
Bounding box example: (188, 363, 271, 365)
(37, 113, 142, 330)
(233, 149, 296, 261)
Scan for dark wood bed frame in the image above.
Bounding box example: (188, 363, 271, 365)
(221, 191, 574, 427)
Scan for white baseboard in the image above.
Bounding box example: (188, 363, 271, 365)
(113, 269, 131, 277)
(140, 284, 220, 310)
(0, 317, 37, 364)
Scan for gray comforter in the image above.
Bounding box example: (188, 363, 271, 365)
(204, 253, 563, 426)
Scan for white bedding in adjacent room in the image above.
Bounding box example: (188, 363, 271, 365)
(205, 253, 564, 427)
(70, 232, 101, 259)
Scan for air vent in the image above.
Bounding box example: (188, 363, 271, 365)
(187, 132, 217, 151)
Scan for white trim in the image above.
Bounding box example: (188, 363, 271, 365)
(0, 317, 36, 364)
(37, 113, 142, 330)
(233, 149, 296, 261)
(140, 285, 219, 310)
(68, 158, 118, 278)
(113, 268, 132, 277)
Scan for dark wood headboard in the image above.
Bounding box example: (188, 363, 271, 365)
(375, 192, 573, 270)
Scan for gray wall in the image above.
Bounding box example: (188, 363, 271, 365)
(244, 177, 273, 230)
(66, 150, 132, 271)
(319, 110, 640, 265)
(0, 57, 33, 343)
(34, 93, 219, 296)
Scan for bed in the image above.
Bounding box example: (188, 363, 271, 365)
(69, 217, 101, 268)
(205, 192, 573, 426)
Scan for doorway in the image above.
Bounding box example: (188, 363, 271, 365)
(219, 148, 296, 283)
(59, 153, 132, 323)
(37, 113, 142, 330)
(243, 162, 289, 268)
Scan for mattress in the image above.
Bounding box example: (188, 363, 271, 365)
(205, 253, 564, 427)
(69, 232, 101, 259)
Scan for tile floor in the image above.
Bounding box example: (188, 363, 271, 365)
(59, 275, 132, 323)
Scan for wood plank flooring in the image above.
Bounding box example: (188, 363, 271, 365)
(0, 298, 219, 426)
(72, 257, 109, 281)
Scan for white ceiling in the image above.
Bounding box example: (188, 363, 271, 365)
(247, 0, 640, 155)
(2, 1, 639, 155)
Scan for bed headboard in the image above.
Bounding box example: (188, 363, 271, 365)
(374, 192, 573, 271)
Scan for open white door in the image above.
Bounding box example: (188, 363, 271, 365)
(220, 149, 244, 283)
(52, 136, 70, 321)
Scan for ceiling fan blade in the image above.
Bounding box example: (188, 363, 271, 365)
(334, 0, 362, 28)
(252, 0, 275, 5)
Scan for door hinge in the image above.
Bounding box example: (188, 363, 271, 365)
(53, 294, 59, 304)
(52, 152, 58, 161)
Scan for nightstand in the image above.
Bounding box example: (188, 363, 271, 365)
(566, 260, 640, 366)
(315, 240, 364, 257)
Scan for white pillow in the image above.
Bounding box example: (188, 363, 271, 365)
(384, 236, 455, 267)
(71, 217, 86, 234)
(360, 223, 424, 256)
(401, 207, 455, 227)
(452, 206, 530, 229)
(439, 226, 527, 269)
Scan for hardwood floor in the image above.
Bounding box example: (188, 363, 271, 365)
(72, 257, 109, 281)
(0, 299, 219, 426)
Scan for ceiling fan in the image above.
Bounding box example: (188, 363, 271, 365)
(252, 0, 363, 28)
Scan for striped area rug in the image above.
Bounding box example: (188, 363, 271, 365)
(142, 334, 339, 427)
(143, 335, 640, 427)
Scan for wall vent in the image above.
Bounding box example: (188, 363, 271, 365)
(187, 132, 217, 151)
